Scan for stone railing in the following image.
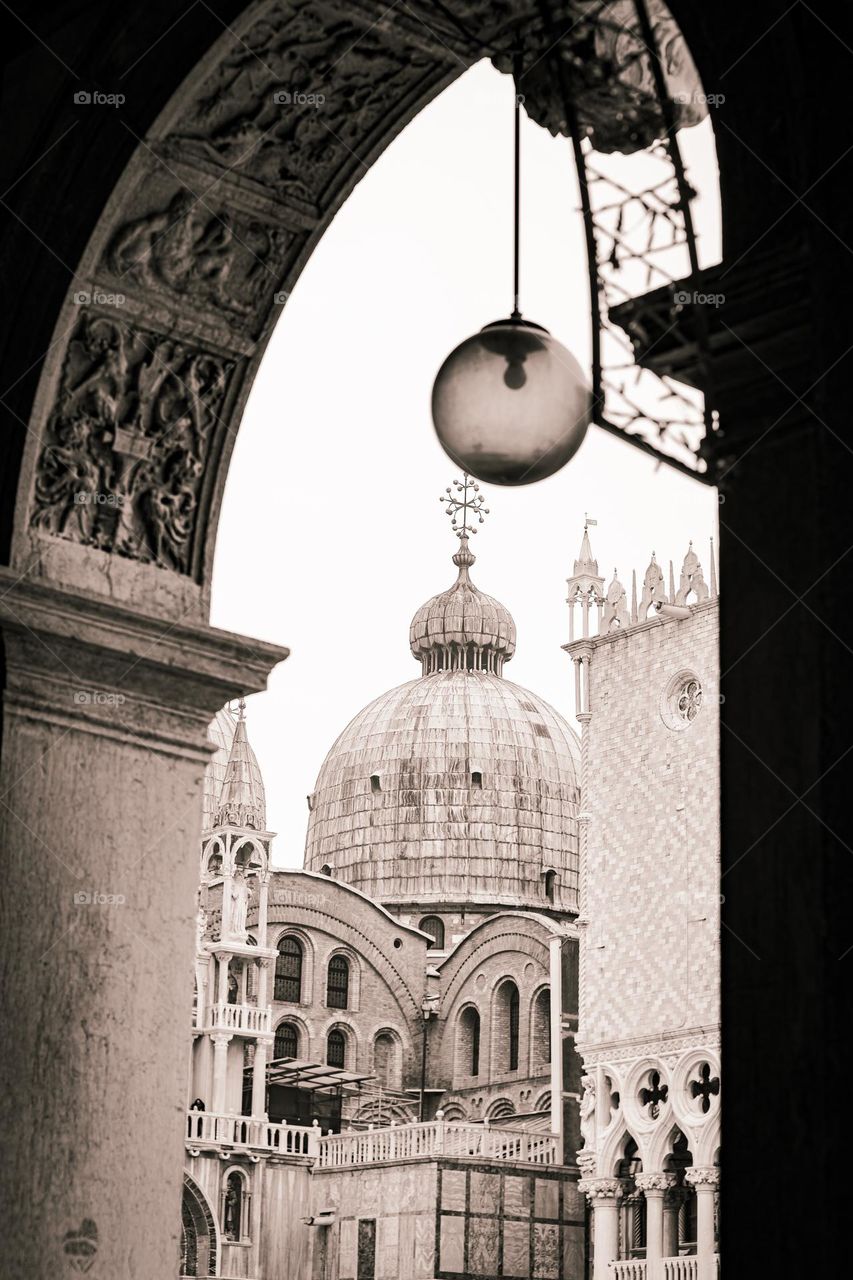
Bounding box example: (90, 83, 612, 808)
(611, 1263, 648, 1280)
(611, 1258, 718, 1280)
(316, 1119, 558, 1169)
(186, 1110, 319, 1157)
(205, 1001, 271, 1034)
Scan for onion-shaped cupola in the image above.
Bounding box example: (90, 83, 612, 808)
(409, 533, 516, 675)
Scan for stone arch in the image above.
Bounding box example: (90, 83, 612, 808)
(528, 984, 551, 1074)
(453, 1003, 482, 1084)
(485, 1097, 517, 1121)
(490, 976, 522, 1077)
(181, 1171, 219, 1277)
(0, 7, 727, 1276)
(372, 1026, 403, 1090)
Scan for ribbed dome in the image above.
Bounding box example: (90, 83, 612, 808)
(409, 536, 516, 675)
(303, 671, 580, 911)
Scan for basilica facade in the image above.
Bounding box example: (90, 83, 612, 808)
(181, 521, 720, 1280)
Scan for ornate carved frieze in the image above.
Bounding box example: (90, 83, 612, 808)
(30, 313, 236, 575)
(101, 173, 299, 339)
(164, 0, 447, 214)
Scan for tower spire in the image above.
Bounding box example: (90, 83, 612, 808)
(567, 517, 605, 640)
(215, 702, 267, 831)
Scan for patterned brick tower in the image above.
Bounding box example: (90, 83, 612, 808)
(565, 529, 721, 1280)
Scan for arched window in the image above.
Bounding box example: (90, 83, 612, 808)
(222, 1170, 250, 1243)
(374, 1033, 401, 1089)
(419, 916, 445, 949)
(327, 955, 349, 1009)
(533, 988, 551, 1065)
(456, 1006, 480, 1077)
(509, 984, 520, 1070)
(495, 980, 521, 1073)
(274, 1021, 298, 1061)
(274, 935, 302, 1003)
(327, 1028, 346, 1068)
(544, 869, 557, 902)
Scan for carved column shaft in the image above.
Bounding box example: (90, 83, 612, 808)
(579, 1180, 623, 1280)
(686, 1168, 720, 1280)
(0, 572, 285, 1279)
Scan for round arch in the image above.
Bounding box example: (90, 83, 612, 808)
(181, 1172, 219, 1278)
(0, 6, 730, 1277)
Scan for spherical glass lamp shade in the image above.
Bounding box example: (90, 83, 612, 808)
(431, 317, 592, 486)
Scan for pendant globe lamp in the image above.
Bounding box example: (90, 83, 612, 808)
(431, 63, 592, 486)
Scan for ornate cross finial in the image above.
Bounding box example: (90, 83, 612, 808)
(440, 474, 489, 540)
(237, 696, 246, 721)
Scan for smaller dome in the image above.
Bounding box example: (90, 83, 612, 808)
(409, 536, 516, 676)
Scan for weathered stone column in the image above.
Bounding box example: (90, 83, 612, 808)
(637, 1174, 677, 1280)
(251, 1036, 272, 1119)
(211, 1032, 233, 1114)
(0, 572, 287, 1279)
(579, 1178, 623, 1280)
(663, 1185, 683, 1257)
(686, 1168, 720, 1280)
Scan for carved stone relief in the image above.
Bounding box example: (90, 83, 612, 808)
(31, 313, 235, 574)
(103, 181, 295, 329)
(165, 0, 443, 212)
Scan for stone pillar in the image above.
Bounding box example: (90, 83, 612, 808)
(637, 1174, 677, 1280)
(211, 1033, 233, 1114)
(579, 1178, 623, 1280)
(663, 1185, 683, 1258)
(686, 1168, 720, 1280)
(548, 934, 564, 1162)
(216, 951, 231, 1008)
(0, 572, 287, 1279)
(251, 1037, 271, 1119)
(258, 874, 270, 949)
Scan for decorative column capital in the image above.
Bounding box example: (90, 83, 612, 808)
(636, 1172, 679, 1195)
(685, 1166, 720, 1189)
(578, 1177, 624, 1203)
(210, 1032, 233, 1048)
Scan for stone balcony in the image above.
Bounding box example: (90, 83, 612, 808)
(186, 1110, 319, 1158)
(315, 1118, 558, 1169)
(203, 1000, 272, 1035)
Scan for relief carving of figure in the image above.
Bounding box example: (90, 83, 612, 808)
(31, 315, 232, 573)
(107, 191, 279, 316)
(579, 1075, 597, 1150)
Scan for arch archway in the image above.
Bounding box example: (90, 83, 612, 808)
(0, 5, 732, 1278)
(181, 1172, 219, 1278)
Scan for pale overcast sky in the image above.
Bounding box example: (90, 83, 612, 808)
(210, 62, 719, 866)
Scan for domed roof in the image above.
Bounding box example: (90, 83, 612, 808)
(409, 536, 516, 675)
(304, 671, 580, 911)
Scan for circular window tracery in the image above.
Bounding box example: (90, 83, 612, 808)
(677, 678, 703, 722)
(661, 669, 704, 732)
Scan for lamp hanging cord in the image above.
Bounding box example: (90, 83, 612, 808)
(512, 53, 522, 320)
